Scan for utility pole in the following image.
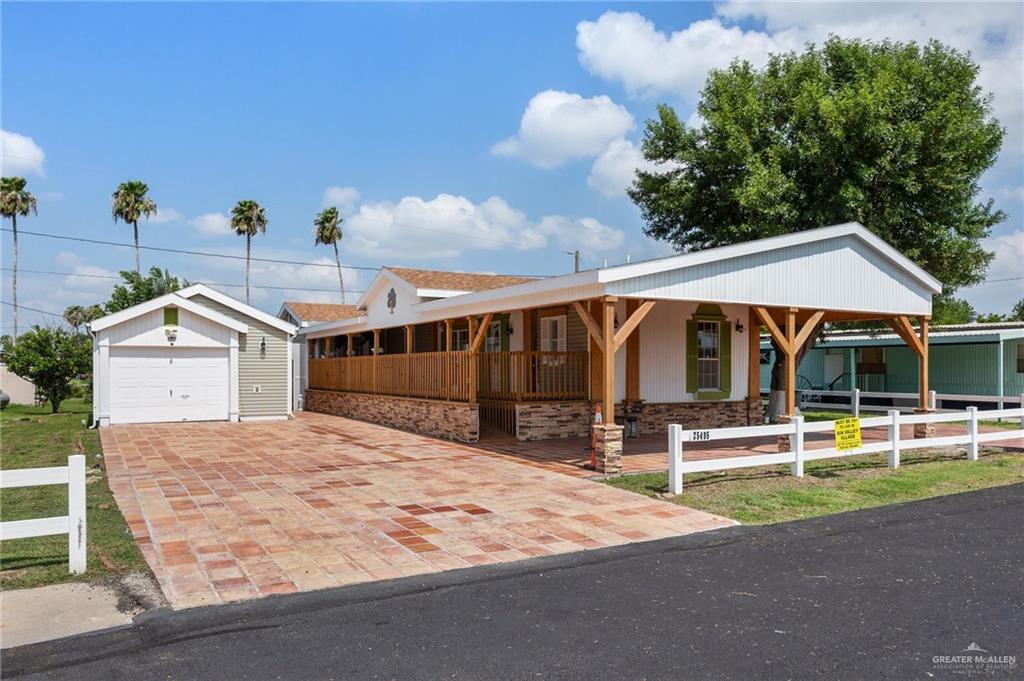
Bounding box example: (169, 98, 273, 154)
(574, 250, 581, 273)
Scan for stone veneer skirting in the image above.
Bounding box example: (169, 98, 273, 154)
(616, 398, 763, 436)
(305, 389, 480, 443)
(515, 401, 592, 441)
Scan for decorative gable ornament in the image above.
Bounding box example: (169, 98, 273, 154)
(387, 287, 397, 314)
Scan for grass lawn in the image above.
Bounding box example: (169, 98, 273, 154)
(1, 398, 149, 589)
(603, 446, 1024, 525)
(802, 408, 1021, 430)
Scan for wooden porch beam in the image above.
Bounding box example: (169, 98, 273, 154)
(572, 300, 605, 355)
(611, 300, 656, 353)
(469, 313, 494, 354)
(887, 315, 924, 357)
(754, 307, 791, 355)
(793, 310, 826, 353)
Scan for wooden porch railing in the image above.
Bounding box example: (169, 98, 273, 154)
(477, 351, 589, 401)
(308, 350, 589, 403)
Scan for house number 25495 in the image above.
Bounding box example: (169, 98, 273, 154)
(688, 430, 711, 441)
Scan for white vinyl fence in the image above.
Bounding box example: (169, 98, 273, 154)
(668, 407, 1024, 494)
(0, 455, 87, 573)
(781, 389, 1024, 416)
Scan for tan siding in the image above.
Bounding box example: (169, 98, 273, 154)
(530, 306, 588, 352)
(191, 295, 290, 417)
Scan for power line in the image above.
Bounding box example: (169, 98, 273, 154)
(0, 268, 366, 294)
(1, 301, 63, 317)
(0, 227, 552, 278)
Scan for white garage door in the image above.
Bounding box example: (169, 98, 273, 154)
(109, 347, 230, 424)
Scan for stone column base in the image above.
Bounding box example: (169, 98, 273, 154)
(747, 396, 765, 426)
(777, 414, 792, 452)
(593, 424, 624, 475)
(913, 408, 935, 439)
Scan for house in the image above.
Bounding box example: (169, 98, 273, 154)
(277, 301, 361, 410)
(89, 284, 297, 426)
(760, 321, 1024, 408)
(1, 362, 37, 405)
(298, 223, 944, 472)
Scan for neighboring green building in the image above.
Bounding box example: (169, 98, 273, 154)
(761, 322, 1024, 408)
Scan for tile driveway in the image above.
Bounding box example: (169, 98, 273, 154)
(102, 413, 734, 609)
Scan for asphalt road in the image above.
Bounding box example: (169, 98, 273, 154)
(5, 484, 1023, 680)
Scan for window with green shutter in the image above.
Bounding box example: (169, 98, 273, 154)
(163, 307, 179, 326)
(686, 304, 731, 400)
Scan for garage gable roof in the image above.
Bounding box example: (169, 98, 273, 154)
(177, 284, 298, 334)
(89, 293, 249, 333)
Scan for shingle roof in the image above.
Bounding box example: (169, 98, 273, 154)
(284, 302, 362, 323)
(387, 267, 538, 293)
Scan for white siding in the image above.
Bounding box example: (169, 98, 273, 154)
(106, 308, 230, 348)
(637, 301, 749, 403)
(606, 235, 932, 315)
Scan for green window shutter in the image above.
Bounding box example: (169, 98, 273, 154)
(719, 321, 732, 397)
(164, 307, 179, 326)
(686, 319, 698, 393)
(500, 315, 510, 351)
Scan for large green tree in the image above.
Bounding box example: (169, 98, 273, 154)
(230, 200, 267, 304)
(1, 176, 37, 339)
(112, 180, 157, 274)
(314, 206, 346, 304)
(629, 37, 1004, 413)
(0, 326, 91, 413)
(104, 267, 188, 314)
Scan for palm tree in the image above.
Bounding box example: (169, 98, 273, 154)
(63, 305, 86, 333)
(82, 304, 105, 326)
(314, 206, 346, 304)
(1, 177, 37, 339)
(229, 200, 267, 304)
(111, 181, 157, 274)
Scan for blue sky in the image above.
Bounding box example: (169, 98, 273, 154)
(3, 1, 1022, 331)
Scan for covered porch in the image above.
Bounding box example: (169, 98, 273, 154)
(301, 224, 944, 473)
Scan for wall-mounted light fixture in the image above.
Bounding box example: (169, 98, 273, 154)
(735, 318, 744, 333)
(259, 337, 267, 356)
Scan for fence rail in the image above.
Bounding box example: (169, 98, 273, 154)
(766, 388, 1024, 415)
(668, 407, 1024, 494)
(0, 455, 86, 573)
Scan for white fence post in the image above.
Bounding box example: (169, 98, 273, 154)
(966, 406, 979, 461)
(929, 390, 937, 410)
(68, 455, 87, 574)
(668, 424, 683, 495)
(1020, 394, 1024, 430)
(852, 388, 860, 418)
(888, 409, 901, 469)
(791, 415, 805, 478)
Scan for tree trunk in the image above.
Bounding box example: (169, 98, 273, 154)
(245, 233, 251, 304)
(333, 242, 346, 304)
(133, 220, 140, 274)
(11, 213, 17, 338)
(765, 323, 826, 422)
(50, 392, 60, 414)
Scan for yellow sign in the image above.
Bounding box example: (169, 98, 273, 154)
(834, 417, 862, 451)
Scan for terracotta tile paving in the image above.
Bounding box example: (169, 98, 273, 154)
(101, 413, 736, 609)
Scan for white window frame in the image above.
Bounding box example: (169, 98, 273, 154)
(539, 315, 566, 352)
(452, 328, 470, 352)
(696, 320, 721, 392)
(484, 321, 502, 353)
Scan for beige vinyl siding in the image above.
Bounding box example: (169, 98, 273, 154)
(191, 295, 290, 417)
(531, 306, 588, 352)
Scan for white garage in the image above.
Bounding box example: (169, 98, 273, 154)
(90, 285, 297, 426)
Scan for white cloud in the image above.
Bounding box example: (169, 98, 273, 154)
(53, 252, 117, 291)
(587, 138, 668, 198)
(576, 7, 1023, 144)
(998, 186, 1024, 202)
(344, 192, 625, 260)
(149, 208, 182, 224)
(492, 90, 635, 168)
(189, 212, 232, 238)
(322, 186, 361, 213)
(0, 129, 46, 177)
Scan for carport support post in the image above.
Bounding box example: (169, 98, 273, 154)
(913, 318, 935, 439)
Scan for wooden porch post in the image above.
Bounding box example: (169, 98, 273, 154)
(346, 333, 354, 357)
(748, 307, 760, 403)
(405, 325, 414, 396)
(589, 299, 604, 403)
(445, 319, 453, 351)
(602, 297, 616, 422)
(467, 316, 478, 403)
(520, 308, 533, 399)
(372, 329, 380, 392)
(625, 299, 641, 402)
(785, 308, 797, 416)
(918, 317, 930, 408)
